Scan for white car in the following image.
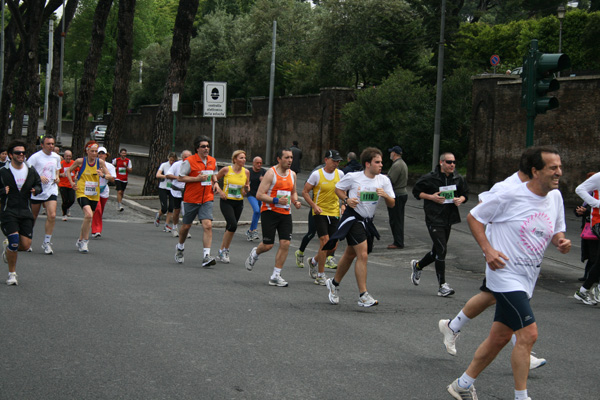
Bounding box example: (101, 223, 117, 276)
(90, 125, 107, 141)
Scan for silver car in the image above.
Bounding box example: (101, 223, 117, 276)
(90, 125, 107, 141)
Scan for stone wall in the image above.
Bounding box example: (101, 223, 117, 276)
(469, 74, 600, 205)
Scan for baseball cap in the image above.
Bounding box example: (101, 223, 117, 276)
(388, 145, 402, 154)
(324, 149, 343, 161)
(98, 146, 107, 154)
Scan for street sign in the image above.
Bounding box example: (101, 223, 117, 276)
(203, 82, 227, 118)
(172, 93, 179, 112)
(490, 54, 500, 66)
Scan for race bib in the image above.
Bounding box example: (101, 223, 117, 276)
(119, 167, 126, 175)
(439, 185, 457, 204)
(166, 181, 172, 189)
(85, 181, 98, 196)
(201, 170, 214, 186)
(359, 189, 379, 203)
(227, 184, 242, 199)
(275, 190, 291, 208)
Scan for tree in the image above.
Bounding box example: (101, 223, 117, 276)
(105, 0, 137, 158)
(142, 0, 200, 196)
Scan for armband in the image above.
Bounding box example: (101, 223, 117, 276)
(272, 197, 279, 204)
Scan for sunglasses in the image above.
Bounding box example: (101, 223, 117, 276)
(444, 160, 456, 165)
(199, 145, 210, 149)
(11, 151, 25, 155)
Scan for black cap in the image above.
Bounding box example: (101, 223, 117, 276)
(324, 149, 343, 161)
(388, 145, 403, 154)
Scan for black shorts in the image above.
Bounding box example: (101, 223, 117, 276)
(1, 215, 34, 238)
(77, 197, 98, 212)
(171, 196, 182, 210)
(261, 211, 292, 245)
(31, 194, 58, 205)
(479, 277, 492, 293)
(493, 291, 535, 331)
(314, 215, 339, 238)
(115, 180, 128, 191)
(346, 220, 368, 246)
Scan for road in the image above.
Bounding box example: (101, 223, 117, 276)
(0, 179, 597, 399)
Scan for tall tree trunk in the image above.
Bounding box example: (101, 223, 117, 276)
(105, 0, 136, 158)
(142, 0, 200, 196)
(46, 0, 79, 139)
(0, 24, 19, 145)
(71, 0, 113, 157)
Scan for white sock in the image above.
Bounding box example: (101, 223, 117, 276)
(318, 272, 325, 278)
(44, 235, 52, 243)
(580, 286, 588, 293)
(177, 243, 184, 250)
(515, 389, 528, 400)
(173, 224, 178, 231)
(511, 334, 517, 347)
(271, 267, 282, 279)
(458, 372, 475, 389)
(204, 248, 210, 257)
(449, 310, 470, 333)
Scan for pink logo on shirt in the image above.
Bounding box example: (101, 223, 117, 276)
(518, 212, 553, 256)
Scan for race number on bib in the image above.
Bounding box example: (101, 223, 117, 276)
(201, 170, 214, 186)
(275, 190, 291, 208)
(119, 167, 127, 175)
(439, 185, 457, 204)
(227, 184, 243, 199)
(84, 181, 99, 196)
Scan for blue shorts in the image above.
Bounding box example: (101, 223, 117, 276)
(493, 291, 535, 331)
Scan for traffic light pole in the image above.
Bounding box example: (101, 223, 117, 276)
(525, 40, 538, 147)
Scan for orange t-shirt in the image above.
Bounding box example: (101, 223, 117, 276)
(260, 166, 295, 215)
(182, 153, 217, 204)
(59, 160, 78, 188)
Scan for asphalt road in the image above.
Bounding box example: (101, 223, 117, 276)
(1, 187, 597, 399)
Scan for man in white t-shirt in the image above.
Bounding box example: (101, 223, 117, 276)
(166, 150, 192, 237)
(28, 135, 61, 254)
(323, 147, 395, 307)
(447, 146, 571, 400)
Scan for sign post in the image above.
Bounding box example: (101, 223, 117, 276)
(203, 82, 227, 157)
(490, 54, 500, 74)
(172, 93, 179, 152)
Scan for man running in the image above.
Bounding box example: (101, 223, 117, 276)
(302, 150, 344, 285)
(59, 150, 77, 221)
(246, 156, 265, 241)
(447, 146, 570, 400)
(174, 137, 217, 267)
(167, 150, 191, 236)
(28, 135, 61, 254)
(112, 148, 132, 212)
(245, 148, 302, 286)
(324, 147, 395, 307)
(1, 141, 42, 285)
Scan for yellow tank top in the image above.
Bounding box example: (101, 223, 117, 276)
(313, 168, 341, 217)
(223, 165, 247, 200)
(75, 158, 100, 201)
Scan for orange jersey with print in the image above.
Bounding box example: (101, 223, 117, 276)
(182, 153, 217, 204)
(260, 166, 295, 215)
(59, 160, 78, 188)
(591, 190, 600, 226)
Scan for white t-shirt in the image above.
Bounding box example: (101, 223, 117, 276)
(27, 150, 61, 200)
(158, 161, 172, 190)
(9, 164, 29, 191)
(307, 168, 345, 186)
(167, 161, 185, 198)
(575, 172, 600, 209)
(478, 172, 522, 202)
(470, 183, 566, 298)
(99, 162, 116, 199)
(335, 171, 395, 219)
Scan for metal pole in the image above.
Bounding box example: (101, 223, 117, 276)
(211, 117, 216, 158)
(266, 20, 277, 165)
(525, 40, 538, 147)
(172, 113, 176, 152)
(558, 20, 563, 77)
(431, 0, 446, 171)
(44, 20, 53, 125)
(57, 0, 65, 145)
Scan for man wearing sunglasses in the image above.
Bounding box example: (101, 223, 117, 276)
(1, 141, 43, 285)
(411, 152, 468, 297)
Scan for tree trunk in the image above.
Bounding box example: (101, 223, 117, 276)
(105, 0, 136, 158)
(71, 0, 113, 157)
(0, 24, 19, 145)
(142, 0, 200, 196)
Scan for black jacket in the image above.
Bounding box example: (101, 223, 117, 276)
(412, 165, 468, 227)
(0, 164, 42, 220)
(342, 159, 362, 174)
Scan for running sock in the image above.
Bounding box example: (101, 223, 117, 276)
(318, 272, 325, 278)
(204, 248, 210, 257)
(177, 243, 184, 250)
(579, 286, 588, 293)
(449, 310, 470, 333)
(44, 235, 52, 243)
(511, 334, 517, 347)
(331, 279, 339, 287)
(514, 389, 528, 400)
(359, 291, 366, 297)
(270, 267, 282, 279)
(458, 372, 475, 389)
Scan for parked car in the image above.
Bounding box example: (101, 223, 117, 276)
(90, 125, 107, 141)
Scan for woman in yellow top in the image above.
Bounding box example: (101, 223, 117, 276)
(214, 150, 250, 263)
(66, 141, 112, 253)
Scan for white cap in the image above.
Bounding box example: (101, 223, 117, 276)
(98, 146, 107, 154)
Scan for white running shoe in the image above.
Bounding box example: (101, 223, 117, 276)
(326, 278, 339, 305)
(245, 247, 258, 271)
(410, 259, 421, 285)
(76, 240, 89, 253)
(325, 256, 337, 269)
(62, 215, 68, 221)
(91, 232, 102, 239)
(269, 275, 288, 287)
(295, 250, 304, 268)
(164, 225, 173, 233)
(2, 239, 8, 263)
(246, 230, 253, 242)
(574, 289, 597, 305)
(154, 212, 160, 227)
(217, 249, 230, 264)
(251, 230, 260, 241)
(592, 285, 600, 303)
(172, 229, 179, 238)
(314, 275, 327, 286)
(357, 292, 378, 307)
(175, 246, 184, 264)
(439, 319, 459, 356)
(438, 283, 455, 297)
(202, 254, 216, 268)
(6, 272, 18, 286)
(447, 379, 478, 400)
(42, 242, 54, 255)
(529, 353, 547, 369)
(306, 257, 317, 279)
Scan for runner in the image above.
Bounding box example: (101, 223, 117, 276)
(302, 150, 344, 285)
(66, 141, 113, 253)
(323, 147, 395, 306)
(245, 148, 302, 286)
(112, 148, 132, 212)
(1, 140, 42, 285)
(174, 137, 218, 267)
(215, 150, 250, 263)
(58, 150, 78, 221)
(155, 152, 177, 230)
(245, 156, 265, 242)
(166, 150, 191, 236)
(91, 147, 116, 238)
(28, 135, 61, 254)
(447, 146, 570, 400)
